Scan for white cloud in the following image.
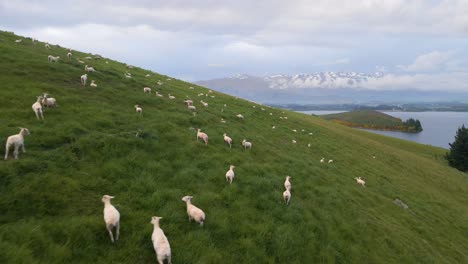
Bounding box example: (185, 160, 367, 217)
(399, 51, 454, 72)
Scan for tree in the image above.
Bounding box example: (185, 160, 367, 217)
(446, 125, 468, 172)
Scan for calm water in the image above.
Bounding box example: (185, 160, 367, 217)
(300, 111, 467, 149)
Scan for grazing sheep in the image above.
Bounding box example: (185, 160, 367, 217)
(181, 196, 205, 226)
(200, 101, 208, 107)
(32, 96, 44, 120)
(67, 52, 72, 60)
(143, 87, 152, 94)
(42, 93, 57, 108)
(284, 176, 291, 191)
(90, 80, 98, 87)
(102, 195, 120, 243)
(184, 100, 193, 106)
(355, 177, 366, 187)
(47, 55, 60, 62)
(328, 160, 333, 164)
(84, 56, 92, 60)
(270, 113, 273, 115)
(150, 216, 172, 264)
(4, 128, 30, 160)
(84, 65, 96, 72)
(168, 94, 175, 100)
(225, 165, 235, 184)
(279, 117, 283, 120)
(189, 86, 194, 90)
(188, 105, 196, 111)
(284, 117, 288, 120)
(32, 38, 37, 44)
(196, 129, 208, 145)
(292, 140, 297, 144)
(283, 189, 291, 205)
(320, 158, 325, 163)
(145, 74, 150, 77)
(307, 143, 311, 148)
(80, 74, 88, 86)
(15, 39, 22, 43)
(236, 114, 244, 119)
(223, 133, 232, 148)
(220, 118, 226, 123)
(242, 139, 252, 150)
(292, 129, 297, 132)
(134, 105, 143, 115)
(157, 81, 163, 86)
(156, 92, 163, 97)
(45, 43, 50, 49)
(77, 59, 85, 64)
(272, 126, 276, 129)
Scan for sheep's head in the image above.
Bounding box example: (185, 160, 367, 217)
(102, 195, 114, 203)
(19, 128, 30, 136)
(182, 196, 193, 202)
(151, 216, 163, 225)
(230, 165, 235, 170)
(286, 176, 291, 180)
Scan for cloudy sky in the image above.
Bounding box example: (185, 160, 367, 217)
(1, 0, 467, 90)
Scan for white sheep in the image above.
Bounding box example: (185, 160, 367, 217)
(143, 87, 152, 94)
(45, 43, 50, 49)
(242, 139, 252, 150)
(188, 105, 196, 111)
(283, 189, 291, 205)
(272, 126, 276, 129)
(42, 93, 57, 108)
(150, 216, 172, 264)
(181, 196, 205, 226)
(328, 160, 333, 164)
(200, 101, 208, 107)
(81, 74, 88, 86)
(102, 195, 120, 243)
(189, 86, 194, 90)
(4, 128, 30, 160)
(77, 59, 85, 64)
(236, 114, 244, 119)
(307, 143, 311, 148)
(220, 118, 226, 123)
(85, 65, 96, 72)
(223, 133, 232, 148)
(156, 92, 163, 97)
(355, 177, 366, 187)
(184, 99, 193, 105)
(320, 158, 325, 163)
(225, 165, 235, 184)
(292, 140, 297, 144)
(196, 129, 208, 145)
(168, 94, 175, 100)
(84, 56, 92, 60)
(90, 80, 98, 87)
(67, 52, 72, 60)
(32, 96, 44, 120)
(145, 74, 151, 77)
(284, 176, 291, 191)
(15, 39, 22, 43)
(135, 105, 143, 115)
(47, 55, 60, 63)
(292, 129, 297, 133)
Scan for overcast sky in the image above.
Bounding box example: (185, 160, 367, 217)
(1, 0, 467, 90)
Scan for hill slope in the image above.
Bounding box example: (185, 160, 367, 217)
(0, 31, 467, 263)
(322, 110, 423, 132)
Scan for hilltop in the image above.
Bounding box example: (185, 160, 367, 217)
(0, 31, 467, 263)
(321, 110, 423, 132)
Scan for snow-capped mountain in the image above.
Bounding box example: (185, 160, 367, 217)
(195, 72, 468, 104)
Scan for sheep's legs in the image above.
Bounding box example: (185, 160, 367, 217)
(157, 256, 164, 264)
(21, 144, 26, 153)
(13, 147, 19, 159)
(115, 222, 120, 241)
(167, 255, 172, 264)
(106, 225, 115, 243)
(4, 144, 9, 160)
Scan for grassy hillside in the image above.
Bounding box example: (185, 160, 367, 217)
(322, 110, 422, 132)
(0, 31, 467, 264)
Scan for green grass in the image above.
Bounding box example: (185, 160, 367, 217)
(0, 31, 467, 264)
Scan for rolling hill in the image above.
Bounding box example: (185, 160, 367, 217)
(0, 31, 467, 263)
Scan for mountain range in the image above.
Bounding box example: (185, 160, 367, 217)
(196, 73, 468, 105)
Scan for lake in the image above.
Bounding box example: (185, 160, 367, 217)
(299, 111, 468, 149)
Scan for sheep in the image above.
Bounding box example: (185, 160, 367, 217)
(189, 86, 194, 90)
(168, 94, 175, 100)
(166, 78, 171, 81)
(47, 55, 60, 63)
(157, 81, 163, 86)
(292, 129, 297, 133)
(156, 92, 163, 97)
(236, 114, 244, 119)
(284, 176, 291, 191)
(220, 118, 226, 123)
(32, 38, 37, 44)
(80, 74, 88, 86)
(269, 113, 273, 115)
(42, 93, 57, 108)
(135, 105, 143, 115)
(320, 158, 325, 163)
(242, 139, 252, 150)
(32, 96, 44, 120)
(283, 189, 291, 205)
(223, 133, 232, 148)
(188, 105, 196, 111)
(198, 93, 204, 97)
(150, 216, 172, 264)
(181, 196, 205, 226)
(84, 65, 96, 72)
(355, 177, 366, 187)
(208, 89, 213, 93)
(143, 87, 152, 94)
(184, 100, 193, 106)
(225, 165, 235, 184)
(45, 43, 50, 49)
(102, 195, 120, 243)
(196, 129, 208, 145)
(4, 128, 30, 160)
(67, 52, 72, 60)
(328, 160, 333, 164)
(84, 56, 92, 60)
(200, 101, 208, 107)
(272, 126, 276, 129)
(77, 59, 85, 64)
(307, 143, 311, 148)
(15, 39, 22, 43)
(145, 74, 151, 77)
(284, 117, 288, 120)
(90, 80, 98, 87)
(292, 140, 297, 144)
